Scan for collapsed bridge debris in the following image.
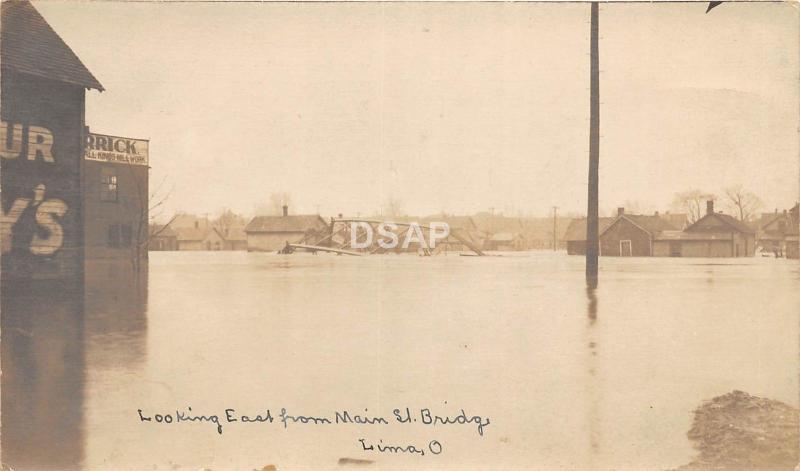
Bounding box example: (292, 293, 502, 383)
(279, 218, 485, 256)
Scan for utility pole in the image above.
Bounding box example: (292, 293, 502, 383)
(586, 2, 600, 288)
(552, 206, 558, 251)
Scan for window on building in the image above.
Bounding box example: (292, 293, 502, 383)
(108, 224, 120, 248)
(100, 172, 118, 202)
(121, 224, 133, 247)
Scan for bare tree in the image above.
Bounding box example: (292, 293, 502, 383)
(671, 189, 716, 224)
(254, 192, 293, 216)
(723, 184, 763, 222)
(213, 208, 245, 237)
(382, 196, 404, 218)
(128, 168, 176, 274)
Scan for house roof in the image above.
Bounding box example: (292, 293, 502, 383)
(245, 215, 327, 233)
(759, 212, 784, 230)
(564, 213, 678, 242)
(150, 224, 177, 238)
(1, 1, 104, 91)
(623, 214, 678, 234)
(563, 217, 615, 242)
(655, 230, 738, 241)
(687, 212, 755, 234)
(170, 214, 212, 230)
(785, 203, 800, 238)
(173, 227, 211, 242)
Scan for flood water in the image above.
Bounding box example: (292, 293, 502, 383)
(2, 252, 798, 470)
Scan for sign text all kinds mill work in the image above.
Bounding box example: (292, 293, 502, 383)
(85, 132, 149, 166)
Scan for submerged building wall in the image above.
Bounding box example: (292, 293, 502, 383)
(1, 70, 86, 282)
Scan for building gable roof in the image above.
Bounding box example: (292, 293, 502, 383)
(1, 1, 104, 90)
(174, 226, 213, 242)
(760, 212, 784, 230)
(245, 215, 327, 233)
(150, 224, 177, 238)
(687, 212, 755, 234)
(563, 217, 616, 242)
(622, 214, 678, 235)
(564, 213, 679, 242)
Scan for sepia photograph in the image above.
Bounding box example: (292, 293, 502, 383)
(0, 0, 798, 469)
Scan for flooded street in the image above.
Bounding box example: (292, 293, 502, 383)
(4, 252, 798, 470)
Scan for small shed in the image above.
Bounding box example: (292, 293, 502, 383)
(757, 204, 799, 256)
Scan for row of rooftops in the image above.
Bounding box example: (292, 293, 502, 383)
(565, 200, 799, 243)
(159, 207, 568, 243)
(162, 200, 799, 244)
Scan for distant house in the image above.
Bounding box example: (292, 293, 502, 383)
(473, 214, 523, 244)
(201, 227, 227, 251)
(149, 224, 177, 251)
(564, 208, 678, 256)
(757, 204, 799, 256)
(787, 229, 799, 260)
(601, 210, 678, 256)
(472, 213, 573, 250)
(564, 217, 615, 255)
(788, 204, 800, 259)
(171, 214, 211, 231)
(422, 215, 484, 253)
(174, 225, 226, 251)
(484, 232, 526, 251)
(518, 217, 573, 250)
(653, 201, 755, 257)
(245, 206, 329, 252)
(217, 225, 248, 251)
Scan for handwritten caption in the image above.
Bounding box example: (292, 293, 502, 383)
(137, 405, 490, 456)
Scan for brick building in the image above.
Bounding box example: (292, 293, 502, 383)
(83, 131, 149, 262)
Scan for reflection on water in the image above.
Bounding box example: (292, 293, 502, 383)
(585, 286, 601, 464)
(1, 261, 148, 471)
(1, 281, 85, 470)
(586, 285, 598, 323)
(1, 252, 798, 470)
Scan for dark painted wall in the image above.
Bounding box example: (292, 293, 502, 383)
(1, 70, 85, 281)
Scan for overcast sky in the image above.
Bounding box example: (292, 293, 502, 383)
(35, 1, 799, 218)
